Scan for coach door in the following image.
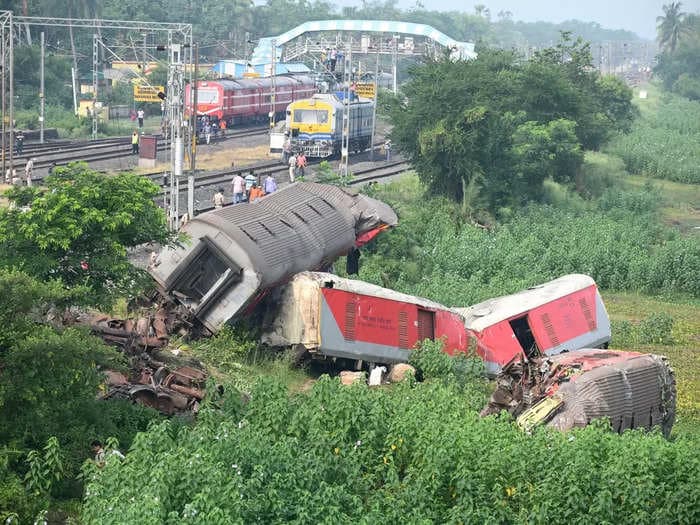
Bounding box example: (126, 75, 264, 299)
(417, 308, 435, 342)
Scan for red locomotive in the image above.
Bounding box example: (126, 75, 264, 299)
(457, 274, 611, 375)
(185, 75, 317, 126)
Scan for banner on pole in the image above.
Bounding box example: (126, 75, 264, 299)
(354, 83, 376, 99)
(133, 84, 165, 103)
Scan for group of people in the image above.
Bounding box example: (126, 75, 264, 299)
(198, 116, 225, 144)
(4, 157, 37, 186)
(215, 170, 278, 208)
(320, 47, 340, 72)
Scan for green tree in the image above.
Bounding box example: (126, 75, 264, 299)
(0, 164, 173, 307)
(390, 37, 625, 213)
(657, 2, 687, 53)
(654, 14, 700, 98)
(0, 268, 159, 519)
(511, 119, 583, 196)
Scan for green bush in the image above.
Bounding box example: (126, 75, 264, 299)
(81, 373, 700, 524)
(611, 312, 675, 347)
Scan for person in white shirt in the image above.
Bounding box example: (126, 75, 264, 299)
(213, 188, 225, 208)
(288, 153, 297, 183)
(5, 165, 16, 184)
(24, 158, 34, 187)
(231, 173, 245, 204)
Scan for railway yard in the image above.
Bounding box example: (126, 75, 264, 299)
(4, 123, 404, 211)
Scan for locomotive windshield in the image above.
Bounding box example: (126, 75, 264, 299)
(195, 88, 219, 104)
(293, 109, 329, 124)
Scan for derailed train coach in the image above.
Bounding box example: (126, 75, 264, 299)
(260, 272, 468, 364)
(148, 183, 398, 333)
(482, 349, 676, 436)
(456, 274, 611, 375)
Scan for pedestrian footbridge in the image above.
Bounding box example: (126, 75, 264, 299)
(250, 19, 476, 65)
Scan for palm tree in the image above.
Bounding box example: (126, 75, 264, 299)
(657, 2, 686, 53)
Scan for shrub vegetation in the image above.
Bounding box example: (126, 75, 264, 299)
(81, 344, 700, 524)
(349, 175, 700, 308)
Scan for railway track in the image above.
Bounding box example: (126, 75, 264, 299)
(27, 126, 268, 182)
(179, 158, 411, 214)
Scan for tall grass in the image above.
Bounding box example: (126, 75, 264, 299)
(606, 90, 700, 184)
(354, 175, 700, 307)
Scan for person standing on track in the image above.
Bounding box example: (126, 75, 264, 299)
(384, 139, 392, 162)
(282, 137, 292, 164)
(288, 152, 297, 183)
(24, 158, 34, 187)
(264, 173, 277, 194)
(244, 171, 257, 200)
(5, 165, 16, 184)
(137, 108, 145, 128)
(15, 132, 24, 155)
(296, 152, 307, 178)
(204, 121, 212, 144)
(131, 131, 140, 155)
(231, 172, 245, 204)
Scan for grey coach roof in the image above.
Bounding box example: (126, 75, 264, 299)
(149, 182, 397, 331)
(456, 274, 596, 332)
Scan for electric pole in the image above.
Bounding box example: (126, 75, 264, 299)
(369, 40, 379, 161)
(142, 32, 148, 74)
(40, 31, 45, 143)
(269, 38, 276, 130)
(92, 33, 98, 140)
(392, 34, 398, 94)
(189, 43, 198, 221)
(340, 39, 352, 178)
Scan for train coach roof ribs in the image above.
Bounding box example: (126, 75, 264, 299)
(149, 182, 397, 333)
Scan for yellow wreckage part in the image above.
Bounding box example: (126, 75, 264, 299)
(516, 395, 564, 433)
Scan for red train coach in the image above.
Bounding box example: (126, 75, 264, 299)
(185, 75, 317, 126)
(260, 272, 468, 364)
(456, 274, 611, 375)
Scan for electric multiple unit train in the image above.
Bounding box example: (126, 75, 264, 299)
(283, 93, 375, 158)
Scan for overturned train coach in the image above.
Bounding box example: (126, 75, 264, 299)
(148, 182, 398, 333)
(457, 274, 611, 375)
(260, 272, 468, 364)
(482, 349, 676, 436)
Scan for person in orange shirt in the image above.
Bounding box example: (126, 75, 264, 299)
(248, 182, 265, 202)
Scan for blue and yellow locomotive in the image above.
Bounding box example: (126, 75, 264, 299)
(285, 93, 374, 158)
